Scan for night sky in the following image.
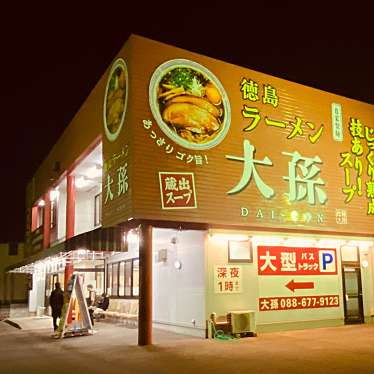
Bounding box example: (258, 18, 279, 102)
(0, 4, 373, 243)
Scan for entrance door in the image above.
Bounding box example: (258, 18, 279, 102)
(342, 265, 364, 324)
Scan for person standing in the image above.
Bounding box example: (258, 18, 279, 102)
(49, 282, 64, 331)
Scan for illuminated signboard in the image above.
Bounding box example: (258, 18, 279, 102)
(100, 35, 374, 234)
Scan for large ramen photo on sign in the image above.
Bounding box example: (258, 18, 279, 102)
(103, 58, 129, 142)
(149, 59, 231, 150)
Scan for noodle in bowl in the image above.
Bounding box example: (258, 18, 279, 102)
(149, 59, 231, 150)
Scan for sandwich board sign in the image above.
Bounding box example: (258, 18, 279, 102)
(55, 273, 93, 338)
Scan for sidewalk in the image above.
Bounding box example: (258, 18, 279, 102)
(4, 315, 52, 330)
(1, 320, 374, 374)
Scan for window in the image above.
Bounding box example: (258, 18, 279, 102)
(107, 264, 113, 296)
(37, 206, 44, 228)
(31, 204, 44, 232)
(94, 193, 102, 227)
(112, 263, 119, 296)
(132, 259, 139, 297)
(106, 258, 139, 298)
(125, 261, 132, 296)
(50, 200, 57, 229)
(119, 262, 125, 296)
(95, 265, 104, 294)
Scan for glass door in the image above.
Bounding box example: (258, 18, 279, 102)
(342, 266, 364, 324)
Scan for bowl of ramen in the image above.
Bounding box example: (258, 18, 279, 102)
(103, 58, 128, 142)
(149, 59, 231, 150)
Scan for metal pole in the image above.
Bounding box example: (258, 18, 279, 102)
(138, 224, 152, 346)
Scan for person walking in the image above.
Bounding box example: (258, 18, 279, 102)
(49, 282, 64, 331)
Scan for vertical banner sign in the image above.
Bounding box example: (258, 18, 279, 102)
(102, 56, 132, 227)
(214, 265, 242, 294)
(332, 102, 343, 142)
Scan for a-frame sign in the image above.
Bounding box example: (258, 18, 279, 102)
(54, 273, 93, 338)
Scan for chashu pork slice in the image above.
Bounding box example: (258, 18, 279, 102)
(162, 103, 220, 133)
(167, 95, 221, 118)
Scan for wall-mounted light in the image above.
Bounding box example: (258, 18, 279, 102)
(290, 210, 299, 222)
(174, 260, 182, 270)
(38, 199, 45, 207)
(362, 259, 369, 268)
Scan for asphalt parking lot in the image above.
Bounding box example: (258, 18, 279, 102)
(1, 318, 374, 374)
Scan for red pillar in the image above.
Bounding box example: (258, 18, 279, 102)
(42, 192, 51, 249)
(64, 261, 74, 292)
(66, 175, 75, 239)
(138, 224, 153, 346)
(64, 260, 74, 324)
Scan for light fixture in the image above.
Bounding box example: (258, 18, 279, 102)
(174, 260, 182, 270)
(38, 199, 45, 207)
(362, 259, 369, 268)
(290, 210, 299, 222)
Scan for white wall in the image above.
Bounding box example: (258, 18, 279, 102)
(75, 185, 100, 236)
(57, 189, 67, 240)
(205, 232, 366, 332)
(206, 236, 258, 319)
(152, 229, 205, 335)
(29, 270, 46, 314)
(360, 245, 374, 319)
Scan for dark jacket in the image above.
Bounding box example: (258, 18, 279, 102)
(98, 297, 109, 311)
(49, 288, 64, 316)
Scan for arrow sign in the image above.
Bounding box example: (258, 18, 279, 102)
(286, 280, 314, 293)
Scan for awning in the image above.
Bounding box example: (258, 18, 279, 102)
(6, 226, 125, 272)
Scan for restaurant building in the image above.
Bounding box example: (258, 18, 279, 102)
(10, 34, 374, 344)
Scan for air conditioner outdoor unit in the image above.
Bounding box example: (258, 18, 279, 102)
(229, 310, 256, 335)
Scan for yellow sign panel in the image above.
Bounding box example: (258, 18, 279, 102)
(101, 35, 374, 235)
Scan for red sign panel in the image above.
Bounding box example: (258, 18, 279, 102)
(257, 246, 337, 275)
(259, 295, 340, 311)
(159, 172, 197, 209)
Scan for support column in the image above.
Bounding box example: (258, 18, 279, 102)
(66, 175, 75, 239)
(138, 224, 153, 346)
(42, 192, 51, 249)
(64, 261, 74, 292)
(64, 260, 74, 324)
